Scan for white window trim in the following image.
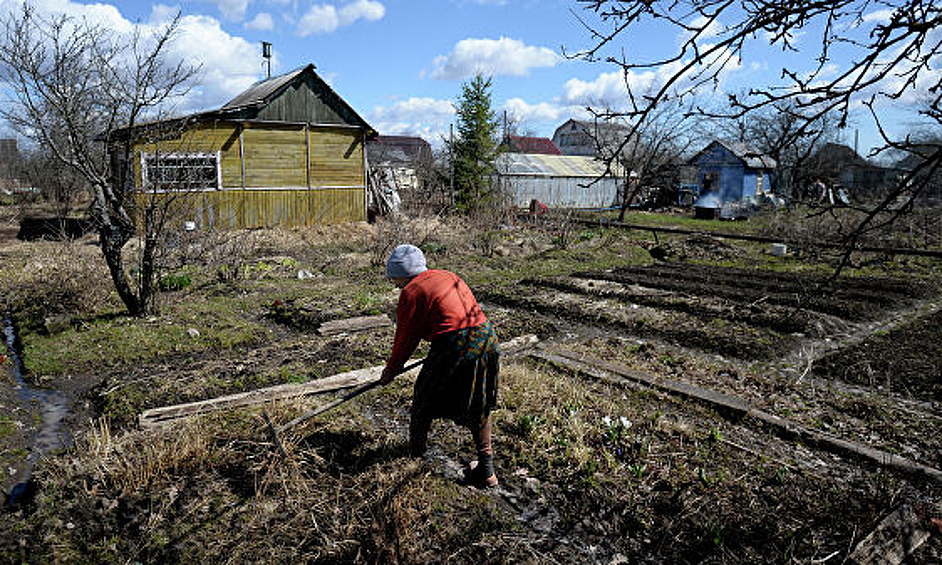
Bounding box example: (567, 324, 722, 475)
(140, 151, 222, 192)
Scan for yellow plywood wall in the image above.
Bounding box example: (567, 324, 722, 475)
(138, 187, 365, 229)
(131, 121, 366, 228)
(310, 128, 365, 187)
(243, 126, 307, 188)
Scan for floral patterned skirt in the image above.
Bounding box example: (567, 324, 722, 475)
(411, 320, 499, 430)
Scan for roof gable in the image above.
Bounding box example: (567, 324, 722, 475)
(689, 140, 776, 169)
(813, 143, 868, 167)
(553, 118, 629, 139)
(367, 135, 432, 164)
(218, 64, 374, 133)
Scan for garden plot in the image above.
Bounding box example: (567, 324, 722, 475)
(479, 260, 942, 472)
(3, 218, 940, 564)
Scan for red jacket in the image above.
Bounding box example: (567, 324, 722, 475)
(386, 269, 487, 371)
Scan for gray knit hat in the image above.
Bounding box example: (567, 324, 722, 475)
(386, 244, 427, 278)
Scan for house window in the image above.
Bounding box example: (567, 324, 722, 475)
(141, 152, 221, 191)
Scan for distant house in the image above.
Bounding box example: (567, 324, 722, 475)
(552, 119, 630, 157)
(368, 135, 432, 165)
(493, 153, 621, 208)
(685, 140, 776, 208)
(807, 143, 892, 198)
(366, 135, 433, 217)
(892, 145, 942, 203)
(108, 64, 376, 229)
(501, 135, 561, 155)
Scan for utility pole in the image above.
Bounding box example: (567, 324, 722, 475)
(449, 123, 455, 210)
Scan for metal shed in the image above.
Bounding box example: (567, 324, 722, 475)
(493, 153, 621, 208)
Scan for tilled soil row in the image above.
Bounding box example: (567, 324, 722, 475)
(502, 352, 942, 564)
(612, 262, 929, 302)
(522, 276, 828, 336)
(478, 288, 797, 360)
(576, 268, 903, 321)
(813, 307, 942, 403)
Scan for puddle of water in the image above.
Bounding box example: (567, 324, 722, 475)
(2, 317, 73, 509)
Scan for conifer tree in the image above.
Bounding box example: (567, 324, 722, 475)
(452, 74, 500, 213)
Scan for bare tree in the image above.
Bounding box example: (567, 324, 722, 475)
(0, 4, 199, 315)
(18, 144, 88, 226)
(569, 0, 942, 273)
(590, 98, 702, 220)
(710, 98, 845, 200)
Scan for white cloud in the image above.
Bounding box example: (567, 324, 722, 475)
(430, 37, 559, 80)
(562, 56, 718, 109)
(173, 15, 261, 109)
(339, 0, 385, 24)
(297, 1, 385, 37)
(298, 5, 341, 35)
(501, 98, 568, 125)
(217, 0, 250, 21)
(370, 97, 455, 145)
(150, 4, 181, 25)
(862, 9, 895, 24)
(563, 71, 634, 106)
(245, 12, 274, 30)
(0, 0, 266, 116)
(681, 15, 724, 46)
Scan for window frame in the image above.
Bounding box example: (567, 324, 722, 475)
(140, 151, 222, 192)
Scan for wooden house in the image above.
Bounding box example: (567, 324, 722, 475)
(552, 119, 630, 158)
(687, 140, 776, 204)
(365, 135, 433, 217)
(807, 143, 892, 199)
(109, 64, 376, 229)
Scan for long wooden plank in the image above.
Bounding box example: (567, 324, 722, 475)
(138, 365, 386, 428)
(846, 505, 934, 565)
(139, 333, 538, 428)
(318, 314, 391, 336)
(535, 348, 942, 484)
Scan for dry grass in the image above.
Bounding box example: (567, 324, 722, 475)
(80, 417, 213, 496)
(3, 213, 940, 564)
(0, 236, 115, 325)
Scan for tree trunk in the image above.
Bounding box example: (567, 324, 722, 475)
(99, 224, 143, 317)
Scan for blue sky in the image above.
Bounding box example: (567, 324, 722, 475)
(1, 0, 934, 156)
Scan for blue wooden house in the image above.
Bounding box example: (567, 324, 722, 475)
(684, 140, 776, 208)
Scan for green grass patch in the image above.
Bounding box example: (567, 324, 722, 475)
(0, 416, 16, 437)
(23, 293, 269, 378)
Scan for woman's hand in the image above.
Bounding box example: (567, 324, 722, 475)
(379, 366, 397, 385)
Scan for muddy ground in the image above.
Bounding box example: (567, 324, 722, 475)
(0, 215, 941, 564)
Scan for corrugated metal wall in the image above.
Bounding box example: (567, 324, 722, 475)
(494, 153, 621, 208)
(501, 176, 619, 208)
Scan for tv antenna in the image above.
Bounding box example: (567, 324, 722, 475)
(261, 41, 272, 79)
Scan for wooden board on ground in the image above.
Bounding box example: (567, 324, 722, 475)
(139, 365, 391, 428)
(846, 504, 935, 565)
(139, 333, 539, 428)
(317, 314, 391, 336)
(534, 348, 942, 485)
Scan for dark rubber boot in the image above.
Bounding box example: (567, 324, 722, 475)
(409, 416, 431, 457)
(467, 418, 498, 488)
